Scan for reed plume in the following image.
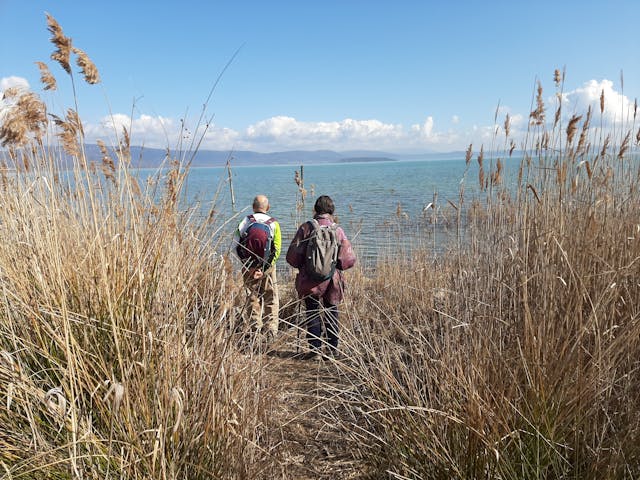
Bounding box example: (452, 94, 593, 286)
(35, 61, 57, 90)
(491, 157, 503, 186)
(600, 134, 610, 159)
(566, 114, 581, 144)
(618, 131, 630, 160)
(477, 146, 485, 190)
(465, 144, 473, 166)
(97, 139, 116, 183)
(530, 81, 545, 126)
(2, 87, 20, 100)
(577, 106, 592, 155)
(51, 108, 83, 157)
(72, 47, 100, 84)
(0, 91, 47, 147)
(46, 14, 72, 74)
(554, 68, 562, 87)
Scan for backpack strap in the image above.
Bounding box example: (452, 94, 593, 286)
(249, 214, 276, 226)
(308, 218, 341, 243)
(242, 214, 276, 235)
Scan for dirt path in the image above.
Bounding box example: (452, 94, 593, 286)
(262, 336, 366, 480)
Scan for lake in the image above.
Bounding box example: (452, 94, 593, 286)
(173, 156, 520, 266)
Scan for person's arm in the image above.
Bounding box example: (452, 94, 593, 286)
(336, 227, 356, 270)
(286, 223, 307, 269)
(234, 217, 248, 258)
(271, 221, 282, 265)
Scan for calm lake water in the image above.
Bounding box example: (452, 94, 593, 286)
(174, 156, 520, 266)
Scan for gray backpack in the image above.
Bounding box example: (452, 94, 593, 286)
(305, 219, 340, 281)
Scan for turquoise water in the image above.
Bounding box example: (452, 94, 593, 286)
(175, 157, 519, 265)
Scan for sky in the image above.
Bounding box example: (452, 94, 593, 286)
(1, 0, 639, 154)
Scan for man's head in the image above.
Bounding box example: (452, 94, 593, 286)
(313, 195, 335, 215)
(252, 194, 270, 213)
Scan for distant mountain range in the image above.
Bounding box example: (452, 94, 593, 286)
(82, 144, 468, 168)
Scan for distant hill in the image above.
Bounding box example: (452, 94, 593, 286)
(339, 157, 397, 163)
(71, 145, 467, 168)
(1, 145, 527, 168)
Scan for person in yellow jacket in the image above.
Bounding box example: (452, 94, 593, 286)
(234, 194, 281, 340)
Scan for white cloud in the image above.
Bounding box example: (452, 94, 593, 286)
(5, 75, 633, 154)
(1, 76, 29, 92)
(84, 113, 240, 150)
(510, 113, 525, 127)
(85, 113, 172, 147)
(246, 116, 405, 141)
(80, 113, 468, 152)
(560, 79, 635, 124)
(244, 116, 406, 150)
(411, 116, 434, 139)
(1, 77, 32, 125)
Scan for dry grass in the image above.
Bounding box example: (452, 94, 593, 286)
(2, 14, 640, 480)
(331, 79, 640, 479)
(0, 15, 282, 479)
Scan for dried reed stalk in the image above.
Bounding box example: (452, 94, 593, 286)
(530, 81, 545, 126)
(72, 47, 100, 84)
(35, 61, 57, 90)
(0, 92, 47, 147)
(46, 14, 72, 74)
(50, 108, 83, 157)
(566, 114, 582, 145)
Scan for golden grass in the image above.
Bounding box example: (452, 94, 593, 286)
(329, 79, 640, 479)
(2, 13, 639, 480)
(0, 15, 282, 479)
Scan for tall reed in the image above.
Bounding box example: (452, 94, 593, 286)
(0, 15, 279, 479)
(334, 76, 640, 479)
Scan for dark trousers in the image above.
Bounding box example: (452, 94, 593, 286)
(304, 296, 339, 353)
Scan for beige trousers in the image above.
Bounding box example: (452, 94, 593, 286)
(243, 266, 279, 334)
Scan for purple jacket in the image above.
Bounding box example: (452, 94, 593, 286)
(286, 214, 356, 305)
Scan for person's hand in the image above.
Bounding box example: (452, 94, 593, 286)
(252, 269, 264, 280)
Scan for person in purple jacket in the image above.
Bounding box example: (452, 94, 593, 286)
(286, 195, 356, 359)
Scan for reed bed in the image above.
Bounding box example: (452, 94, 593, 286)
(334, 77, 640, 479)
(3, 15, 640, 480)
(0, 15, 281, 479)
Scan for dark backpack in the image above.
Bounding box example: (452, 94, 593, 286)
(237, 214, 276, 269)
(305, 219, 340, 281)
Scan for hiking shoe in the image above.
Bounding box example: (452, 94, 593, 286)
(309, 353, 323, 364)
(296, 351, 321, 361)
(327, 350, 344, 361)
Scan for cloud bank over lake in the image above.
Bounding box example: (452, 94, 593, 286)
(1, 76, 636, 154)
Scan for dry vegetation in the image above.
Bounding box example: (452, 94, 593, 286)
(336, 72, 640, 479)
(1, 16, 639, 480)
(0, 15, 282, 480)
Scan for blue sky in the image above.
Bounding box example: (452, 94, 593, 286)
(2, 0, 639, 153)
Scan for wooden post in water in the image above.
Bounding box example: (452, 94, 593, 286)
(227, 156, 236, 210)
(300, 165, 304, 209)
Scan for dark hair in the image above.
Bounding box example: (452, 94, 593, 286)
(313, 195, 335, 215)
